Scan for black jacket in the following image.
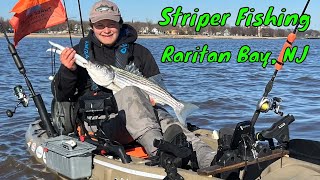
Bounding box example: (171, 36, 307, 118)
(52, 24, 160, 101)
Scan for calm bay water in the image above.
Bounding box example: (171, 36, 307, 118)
(0, 37, 319, 179)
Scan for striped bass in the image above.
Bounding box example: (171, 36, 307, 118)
(47, 41, 198, 125)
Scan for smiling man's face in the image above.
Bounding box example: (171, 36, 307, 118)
(92, 19, 121, 46)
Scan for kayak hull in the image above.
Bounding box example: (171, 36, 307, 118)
(25, 119, 320, 180)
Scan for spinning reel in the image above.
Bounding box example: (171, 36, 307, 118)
(6, 85, 29, 117)
(257, 96, 283, 116)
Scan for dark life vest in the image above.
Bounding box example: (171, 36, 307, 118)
(78, 37, 133, 91)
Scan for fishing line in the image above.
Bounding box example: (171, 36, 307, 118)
(53, 49, 56, 75)
(49, 46, 57, 80)
(50, 46, 54, 79)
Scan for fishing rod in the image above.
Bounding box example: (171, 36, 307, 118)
(77, 0, 85, 38)
(49, 0, 85, 78)
(48, 0, 79, 79)
(62, 0, 73, 47)
(0, 23, 57, 138)
(250, 0, 311, 128)
(61, 0, 85, 45)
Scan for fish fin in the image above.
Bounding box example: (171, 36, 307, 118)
(124, 62, 143, 77)
(174, 102, 199, 125)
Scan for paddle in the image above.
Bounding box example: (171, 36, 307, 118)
(198, 149, 289, 176)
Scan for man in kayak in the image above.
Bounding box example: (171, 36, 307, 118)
(52, 0, 216, 168)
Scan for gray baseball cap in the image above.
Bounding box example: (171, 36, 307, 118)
(89, 0, 121, 23)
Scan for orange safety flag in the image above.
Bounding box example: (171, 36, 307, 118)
(9, 0, 67, 46)
(11, 0, 51, 14)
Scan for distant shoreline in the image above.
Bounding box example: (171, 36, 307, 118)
(0, 33, 291, 40)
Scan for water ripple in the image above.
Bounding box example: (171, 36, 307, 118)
(0, 38, 319, 178)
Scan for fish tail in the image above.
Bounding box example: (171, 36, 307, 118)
(174, 102, 199, 125)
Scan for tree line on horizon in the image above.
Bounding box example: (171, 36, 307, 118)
(1, 17, 319, 38)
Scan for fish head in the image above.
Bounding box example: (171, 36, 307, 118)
(86, 61, 115, 87)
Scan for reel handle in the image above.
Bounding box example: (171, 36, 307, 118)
(6, 110, 14, 117)
(6, 101, 21, 118)
(6, 85, 29, 118)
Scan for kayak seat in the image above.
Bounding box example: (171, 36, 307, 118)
(125, 146, 149, 159)
(289, 139, 320, 165)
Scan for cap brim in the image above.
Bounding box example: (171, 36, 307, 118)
(90, 15, 120, 23)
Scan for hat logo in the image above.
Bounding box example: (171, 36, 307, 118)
(95, 4, 114, 12)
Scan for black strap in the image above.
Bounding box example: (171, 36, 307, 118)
(78, 37, 132, 91)
(79, 37, 99, 91)
(114, 43, 130, 69)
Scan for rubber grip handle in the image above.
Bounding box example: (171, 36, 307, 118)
(275, 33, 296, 70)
